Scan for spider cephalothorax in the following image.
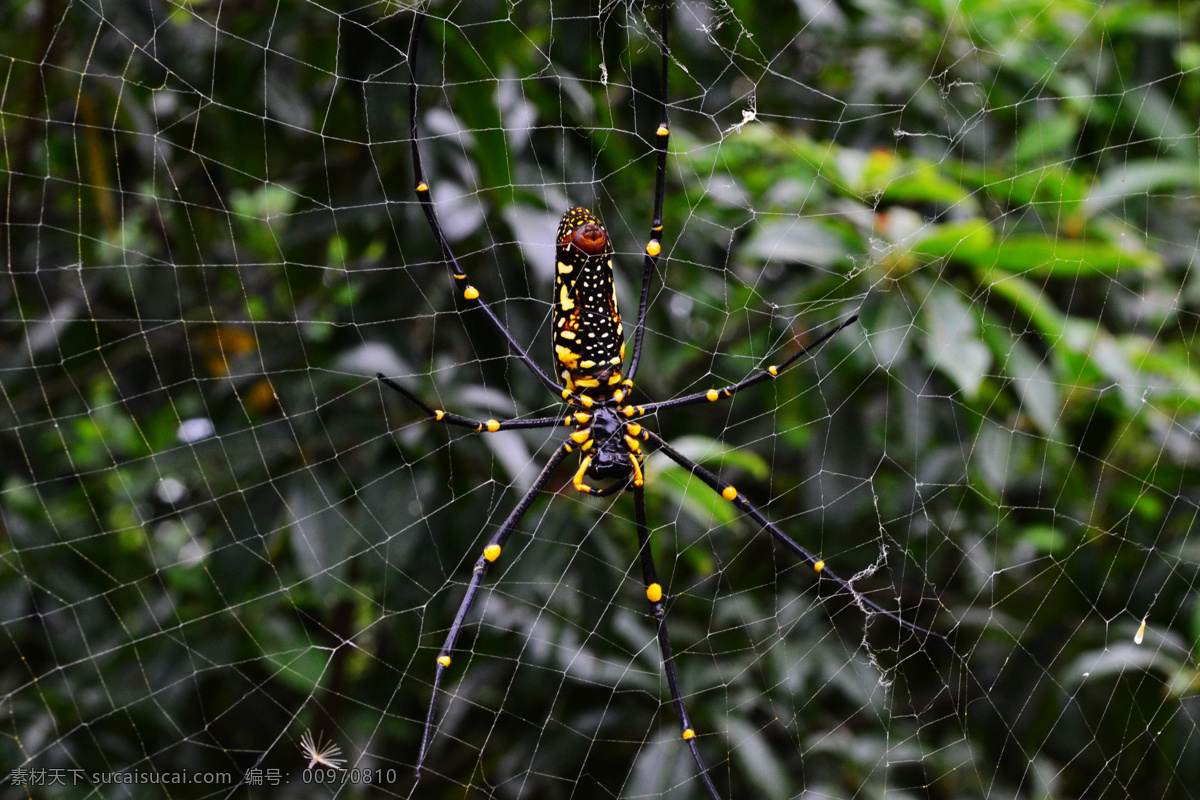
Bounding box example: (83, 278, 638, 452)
(382, 7, 941, 798)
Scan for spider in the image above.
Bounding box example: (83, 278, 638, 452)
(381, 6, 941, 797)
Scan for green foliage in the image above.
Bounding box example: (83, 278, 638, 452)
(2, 0, 1199, 798)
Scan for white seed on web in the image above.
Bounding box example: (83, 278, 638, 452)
(725, 101, 758, 135)
(1134, 615, 1147, 645)
(300, 729, 345, 770)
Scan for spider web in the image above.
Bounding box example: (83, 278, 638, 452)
(3, 0, 1198, 797)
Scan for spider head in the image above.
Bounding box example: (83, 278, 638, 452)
(578, 407, 639, 486)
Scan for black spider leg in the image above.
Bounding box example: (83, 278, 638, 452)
(634, 486, 723, 800)
(378, 374, 572, 432)
(407, 13, 568, 399)
(643, 430, 944, 640)
(414, 442, 573, 780)
(625, 2, 671, 383)
(633, 314, 859, 416)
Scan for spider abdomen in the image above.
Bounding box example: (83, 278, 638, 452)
(553, 207, 625, 398)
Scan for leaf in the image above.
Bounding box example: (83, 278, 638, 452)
(738, 217, 854, 268)
(912, 218, 995, 263)
(728, 718, 790, 800)
(1087, 159, 1199, 215)
(1014, 112, 1080, 165)
(1019, 525, 1067, 555)
(921, 283, 991, 399)
(971, 234, 1162, 278)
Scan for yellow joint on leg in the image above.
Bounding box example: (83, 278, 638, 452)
(483, 544, 501, 562)
(574, 412, 592, 425)
(626, 423, 643, 437)
(571, 429, 591, 444)
(682, 728, 696, 741)
(646, 583, 663, 603)
(436, 654, 451, 668)
(612, 389, 626, 403)
(624, 435, 641, 454)
(486, 420, 500, 432)
(573, 456, 594, 493)
(453, 272, 466, 280)
(706, 389, 719, 402)
(579, 394, 595, 409)
(416, 182, 429, 193)
(813, 560, 825, 572)
(768, 365, 779, 376)
(657, 125, 670, 137)
(435, 410, 445, 421)
(722, 485, 738, 501)
(646, 239, 661, 257)
(463, 286, 480, 300)
(629, 453, 644, 486)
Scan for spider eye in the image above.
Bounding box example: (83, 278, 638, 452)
(570, 221, 608, 255)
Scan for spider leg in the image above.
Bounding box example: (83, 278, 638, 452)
(415, 442, 573, 780)
(407, 13, 568, 399)
(378, 374, 576, 432)
(626, 4, 671, 384)
(630, 314, 859, 417)
(643, 430, 944, 640)
(634, 485, 723, 800)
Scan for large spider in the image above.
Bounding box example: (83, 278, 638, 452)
(382, 6, 940, 796)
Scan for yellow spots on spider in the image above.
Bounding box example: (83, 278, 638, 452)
(464, 286, 480, 301)
(437, 654, 451, 667)
(561, 330, 577, 340)
(682, 728, 696, 741)
(556, 345, 580, 369)
(483, 544, 501, 562)
(559, 284, 575, 312)
(646, 583, 663, 603)
(722, 486, 737, 501)
(706, 389, 719, 402)
(558, 261, 573, 274)
(580, 359, 596, 370)
(646, 239, 661, 257)
(486, 420, 500, 432)
(813, 560, 825, 572)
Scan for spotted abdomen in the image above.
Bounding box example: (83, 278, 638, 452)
(553, 207, 626, 397)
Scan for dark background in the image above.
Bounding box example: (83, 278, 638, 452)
(3, 0, 1200, 797)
